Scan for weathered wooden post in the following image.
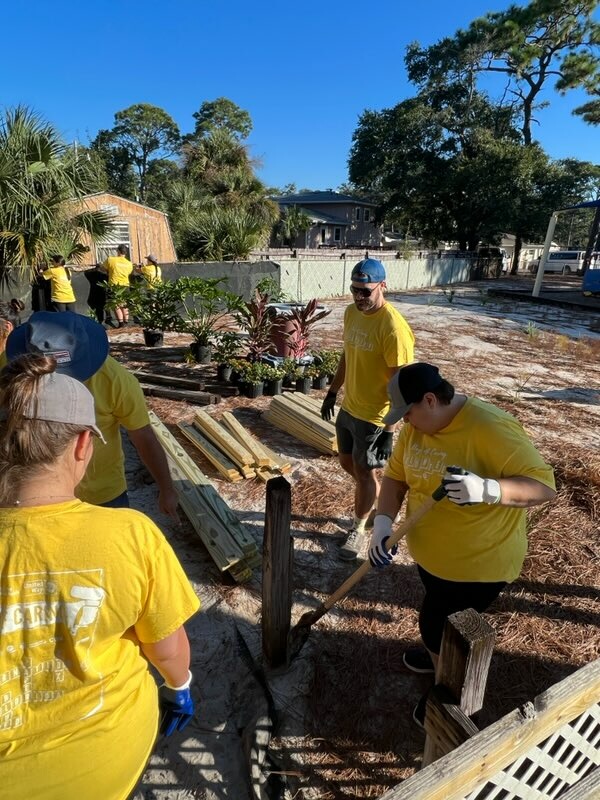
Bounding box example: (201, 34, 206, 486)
(422, 608, 496, 767)
(262, 476, 293, 670)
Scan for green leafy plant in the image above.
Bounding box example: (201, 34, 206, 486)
(127, 280, 181, 331)
(212, 331, 242, 365)
(311, 348, 341, 377)
(262, 364, 285, 382)
(254, 276, 288, 303)
(525, 320, 540, 339)
(235, 289, 277, 361)
(239, 360, 268, 386)
(174, 276, 244, 345)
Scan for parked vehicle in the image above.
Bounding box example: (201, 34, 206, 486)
(529, 250, 586, 275)
(582, 257, 600, 296)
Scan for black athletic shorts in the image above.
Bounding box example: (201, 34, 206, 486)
(335, 408, 386, 470)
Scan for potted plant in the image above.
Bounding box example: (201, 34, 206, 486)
(277, 298, 332, 361)
(262, 364, 285, 396)
(228, 357, 248, 386)
(238, 361, 267, 399)
(281, 356, 298, 388)
(305, 363, 328, 390)
(312, 348, 342, 385)
(127, 281, 181, 347)
(213, 332, 242, 382)
(235, 290, 277, 363)
(294, 367, 312, 395)
(174, 277, 244, 364)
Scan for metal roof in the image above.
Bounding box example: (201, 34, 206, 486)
(274, 191, 376, 206)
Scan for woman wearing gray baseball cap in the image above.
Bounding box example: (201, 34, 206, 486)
(0, 353, 200, 799)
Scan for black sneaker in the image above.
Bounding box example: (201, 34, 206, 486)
(402, 647, 435, 674)
(412, 694, 427, 729)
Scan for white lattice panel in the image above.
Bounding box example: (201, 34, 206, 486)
(465, 703, 600, 800)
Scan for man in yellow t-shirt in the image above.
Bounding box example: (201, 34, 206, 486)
(368, 362, 556, 723)
(101, 244, 133, 327)
(320, 258, 415, 560)
(5, 312, 179, 517)
(42, 255, 76, 312)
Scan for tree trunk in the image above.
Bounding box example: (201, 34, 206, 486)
(510, 233, 523, 275)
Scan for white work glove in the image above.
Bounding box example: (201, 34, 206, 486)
(442, 468, 501, 506)
(368, 515, 397, 568)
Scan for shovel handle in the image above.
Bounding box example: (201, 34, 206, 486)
(322, 483, 447, 613)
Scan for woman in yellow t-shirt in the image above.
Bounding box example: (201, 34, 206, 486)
(42, 254, 77, 312)
(137, 253, 163, 286)
(0, 353, 200, 800)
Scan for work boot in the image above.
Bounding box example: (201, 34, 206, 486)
(402, 647, 435, 674)
(338, 528, 365, 561)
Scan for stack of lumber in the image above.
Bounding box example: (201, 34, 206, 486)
(135, 371, 220, 405)
(262, 393, 338, 455)
(179, 410, 292, 483)
(149, 410, 260, 583)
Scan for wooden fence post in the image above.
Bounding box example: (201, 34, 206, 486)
(423, 608, 496, 767)
(262, 476, 293, 670)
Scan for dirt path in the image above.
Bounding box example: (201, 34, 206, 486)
(123, 280, 599, 799)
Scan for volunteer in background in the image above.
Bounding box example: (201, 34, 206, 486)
(320, 258, 415, 560)
(101, 243, 133, 327)
(5, 311, 179, 517)
(42, 254, 77, 312)
(0, 299, 25, 353)
(368, 362, 555, 724)
(0, 352, 200, 799)
(137, 253, 163, 285)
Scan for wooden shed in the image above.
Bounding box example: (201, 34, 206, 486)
(75, 192, 177, 266)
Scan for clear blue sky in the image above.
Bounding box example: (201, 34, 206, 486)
(1, 0, 598, 191)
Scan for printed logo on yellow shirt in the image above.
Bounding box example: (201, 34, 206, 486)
(404, 445, 447, 480)
(346, 327, 374, 351)
(0, 571, 106, 730)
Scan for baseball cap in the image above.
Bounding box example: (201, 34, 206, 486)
(146, 253, 158, 263)
(6, 312, 109, 382)
(2, 371, 105, 443)
(351, 258, 386, 284)
(383, 363, 444, 425)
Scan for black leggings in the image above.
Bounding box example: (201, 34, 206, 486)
(52, 301, 76, 312)
(417, 564, 506, 655)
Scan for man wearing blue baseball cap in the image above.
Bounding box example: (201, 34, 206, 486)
(5, 311, 179, 517)
(320, 258, 415, 560)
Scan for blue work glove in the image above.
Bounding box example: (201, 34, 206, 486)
(368, 515, 398, 568)
(159, 671, 195, 737)
(321, 390, 337, 421)
(442, 467, 501, 506)
(373, 430, 394, 461)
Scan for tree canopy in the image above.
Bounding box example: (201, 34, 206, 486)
(189, 97, 252, 142)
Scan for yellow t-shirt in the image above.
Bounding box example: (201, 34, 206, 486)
(79, 356, 150, 504)
(42, 266, 76, 303)
(103, 255, 133, 287)
(385, 398, 555, 582)
(141, 264, 162, 285)
(0, 501, 200, 800)
(342, 302, 415, 425)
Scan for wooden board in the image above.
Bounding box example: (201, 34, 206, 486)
(135, 371, 205, 391)
(178, 423, 242, 482)
(141, 384, 220, 405)
(193, 410, 255, 467)
(220, 412, 272, 467)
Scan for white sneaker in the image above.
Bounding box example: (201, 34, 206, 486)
(339, 528, 365, 561)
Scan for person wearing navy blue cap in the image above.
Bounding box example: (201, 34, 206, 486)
(4, 311, 179, 518)
(320, 258, 415, 560)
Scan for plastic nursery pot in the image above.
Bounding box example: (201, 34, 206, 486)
(312, 375, 328, 390)
(143, 329, 164, 347)
(216, 363, 233, 383)
(239, 381, 264, 399)
(190, 342, 212, 364)
(295, 376, 312, 395)
(264, 378, 283, 396)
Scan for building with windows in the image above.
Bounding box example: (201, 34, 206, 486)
(273, 191, 380, 249)
(74, 192, 177, 266)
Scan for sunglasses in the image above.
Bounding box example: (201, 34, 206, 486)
(350, 283, 381, 297)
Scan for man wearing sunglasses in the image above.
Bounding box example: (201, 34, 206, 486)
(321, 258, 415, 560)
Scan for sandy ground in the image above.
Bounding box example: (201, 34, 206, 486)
(119, 279, 600, 799)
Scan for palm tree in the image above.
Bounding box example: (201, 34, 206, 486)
(0, 106, 113, 286)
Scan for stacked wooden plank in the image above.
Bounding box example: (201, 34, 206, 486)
(179, 409, 292, 482)
(262, 393, 338, 455)
(135, 370, 220, 405)
(149, 410, 260, 583)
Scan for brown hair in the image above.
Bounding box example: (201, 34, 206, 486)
(0, 354, 88, 503)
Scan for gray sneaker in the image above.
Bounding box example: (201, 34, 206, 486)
(339, 528, 365, 561)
